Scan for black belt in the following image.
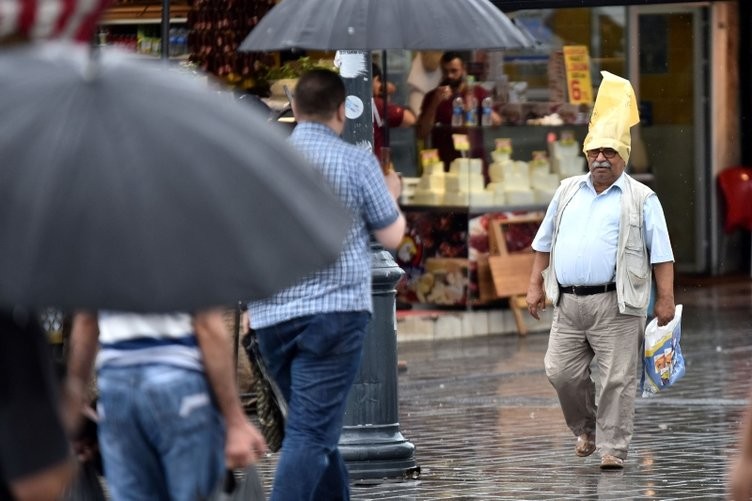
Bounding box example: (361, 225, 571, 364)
(559, 283, 616, 296)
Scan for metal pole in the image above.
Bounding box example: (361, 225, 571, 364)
(161, 0, 170, 60)
(337, 50, 419, 481)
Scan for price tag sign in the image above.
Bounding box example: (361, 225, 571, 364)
(452, 134, 470, 152)
(562, 46, 593, 105)
(420, 149, 439, 167)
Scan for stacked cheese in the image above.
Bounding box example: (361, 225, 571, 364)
(412, 160, 445, 205)
(549, 130, 586, 179)
(529, 151, 558, 204)
(444, 158, 492, 206)
(486, 150, 512, 205)
(501, 160, 535, 205)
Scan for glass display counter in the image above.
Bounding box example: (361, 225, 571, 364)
(395, 204, 546, 308)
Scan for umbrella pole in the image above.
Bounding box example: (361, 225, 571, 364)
(161, 0, 170, 60)
(381, 50, 389, 150)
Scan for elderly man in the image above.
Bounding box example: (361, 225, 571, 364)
(526, 71, 675, 470)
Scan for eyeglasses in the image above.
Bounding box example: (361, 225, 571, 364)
(586, 148, 619, 160)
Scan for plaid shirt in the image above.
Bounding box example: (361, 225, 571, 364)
(248, 122, 400, 329)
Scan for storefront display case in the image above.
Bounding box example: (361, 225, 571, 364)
(395, 205, 545, 308)
(396, 123, 589, 308)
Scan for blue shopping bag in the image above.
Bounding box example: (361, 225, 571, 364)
(640, 304, 685, 397)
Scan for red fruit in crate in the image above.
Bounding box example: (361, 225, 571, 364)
(469, 234, 488, 253)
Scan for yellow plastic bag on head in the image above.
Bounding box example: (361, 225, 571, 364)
(582, 71, 640, 164)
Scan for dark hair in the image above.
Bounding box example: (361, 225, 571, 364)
(371, 62, 382, 80)
(293, 69, 345, 120)
(440, 51, 465, 66)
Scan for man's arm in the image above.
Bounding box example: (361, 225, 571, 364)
(415, 87, 449, 140)
(490, 108, 502, 126)
(373, 170, 406, 250)
(193, 309, 267, 468)
(652, 261, 675, 326)
(400, 108, 417, 127)
(526, 251, 550, 320)
(64, 312, 100, 435)
(9, 462, 76, 501)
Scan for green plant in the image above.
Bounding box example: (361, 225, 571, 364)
(264, 56, 336, 80)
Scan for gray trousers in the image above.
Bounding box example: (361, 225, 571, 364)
(544, 291, 644, 459)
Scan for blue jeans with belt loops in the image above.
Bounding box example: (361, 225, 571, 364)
(254, 311, 369, 501)
(96, 364, 225, 501)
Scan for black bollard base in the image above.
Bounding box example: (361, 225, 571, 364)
(340, 424, 419, 481)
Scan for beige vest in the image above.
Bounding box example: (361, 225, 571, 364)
(542, 174, 654, 317)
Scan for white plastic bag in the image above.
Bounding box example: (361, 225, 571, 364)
(640, 304, 685, 397)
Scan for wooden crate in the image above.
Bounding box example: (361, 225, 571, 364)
(486, 215, 543, 335)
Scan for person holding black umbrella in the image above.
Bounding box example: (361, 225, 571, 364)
(0, 308, 77, 501)
(246, 68, 405, 501)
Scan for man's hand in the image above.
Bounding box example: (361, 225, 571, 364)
(652, 261, 675, 326)
(225, 419, 268, 469)
(384, 169, 402, 201)
(653, 295, 676, 327)
(526, 283, 546, 320)
(526, 251, 550, 320)
(434, 85, 453, 104)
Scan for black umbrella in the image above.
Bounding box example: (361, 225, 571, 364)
(238, 0, 532, 153)
(238, 0, 531, 52)
(0, 42, 350, 313)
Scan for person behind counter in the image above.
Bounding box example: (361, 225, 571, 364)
(372, 62, 416, 162)
(416, 51, 501, 169)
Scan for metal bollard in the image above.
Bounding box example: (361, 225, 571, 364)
(339, 245, 419, 480)
(337, 51, 418, 481)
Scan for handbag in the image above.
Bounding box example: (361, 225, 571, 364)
(242, 329, 287, 452)
(61, 460, 107, 501)
(209, 467, 265, 501)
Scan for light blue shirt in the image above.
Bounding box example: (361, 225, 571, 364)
(248, 122, 400, 329)
(532, 173, 674, 286)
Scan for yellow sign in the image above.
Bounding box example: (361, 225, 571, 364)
(562, 46, 593, 105)
(420, 149, 439, 167)
(452, 134, 470, 152)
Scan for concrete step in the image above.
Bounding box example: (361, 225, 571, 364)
(396, 306, 553, 342)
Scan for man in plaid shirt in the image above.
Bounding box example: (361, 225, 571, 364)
(247, 69, 405, 501)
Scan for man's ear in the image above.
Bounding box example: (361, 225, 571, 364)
(337, 101, 346, 123)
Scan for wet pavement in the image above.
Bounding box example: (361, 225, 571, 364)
(253, 275, 752, 500)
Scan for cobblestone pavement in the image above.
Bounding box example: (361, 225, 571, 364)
(253, 276, 752, 500)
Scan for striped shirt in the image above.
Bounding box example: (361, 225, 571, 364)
(248, 122, 400, 329)
(96, 312, 202, 372)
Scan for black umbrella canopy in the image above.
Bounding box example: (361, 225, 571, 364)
(0, 42, 351, 313)
(239, 0, 532, 52)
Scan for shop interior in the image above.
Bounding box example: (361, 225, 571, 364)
(98, 1, 743, 306)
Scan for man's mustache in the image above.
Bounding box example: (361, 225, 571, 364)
(591, 160, 612, 169)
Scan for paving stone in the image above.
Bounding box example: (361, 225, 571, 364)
(252, 276, 752, 499)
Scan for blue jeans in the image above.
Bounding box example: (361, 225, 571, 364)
(255, 311, 369, 501)
(96, 364, 225, 500)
